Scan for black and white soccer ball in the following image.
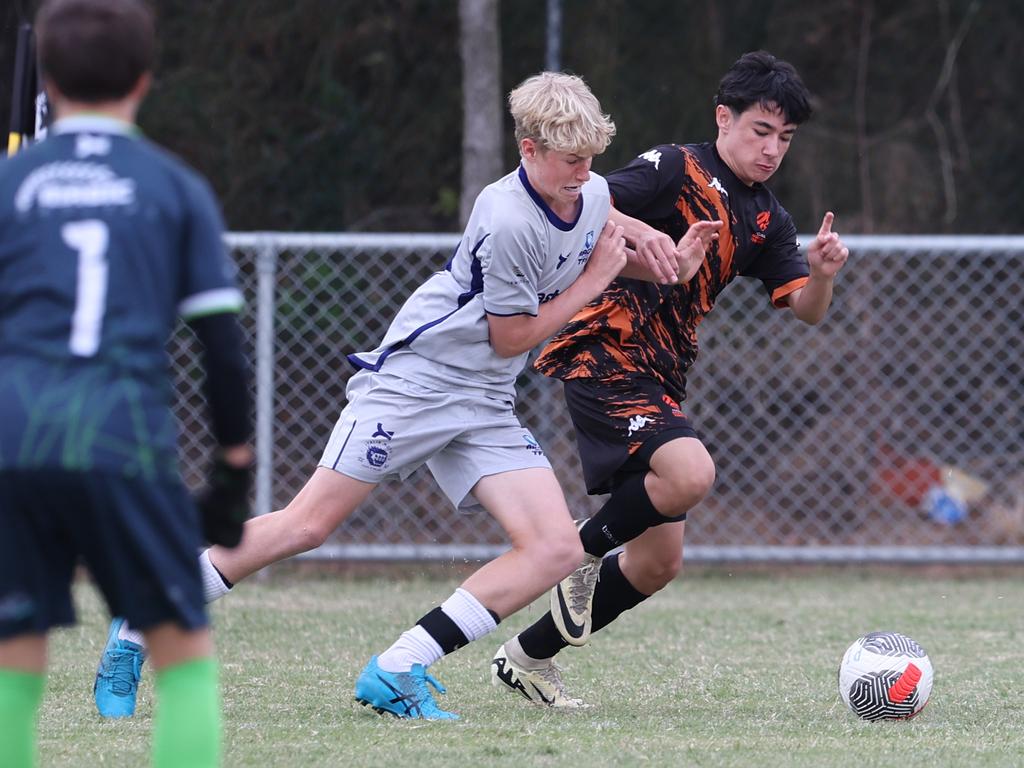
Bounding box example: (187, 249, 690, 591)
(837, 632, 933, 720)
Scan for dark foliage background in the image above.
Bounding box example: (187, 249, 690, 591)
(2, 0, 1020, 234)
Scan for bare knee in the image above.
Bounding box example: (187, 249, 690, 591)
(278, 503, 335, 553)
(517, 527, 584, 583)
(622, 552, 682, 594)
(649, 459, 716, 517)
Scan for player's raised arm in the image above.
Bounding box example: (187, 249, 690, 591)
(787, 211, 849, 324)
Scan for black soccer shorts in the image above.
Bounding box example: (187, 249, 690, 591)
(563, 375, 701, 495)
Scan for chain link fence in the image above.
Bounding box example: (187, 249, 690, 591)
(169, 234, 1024, 563)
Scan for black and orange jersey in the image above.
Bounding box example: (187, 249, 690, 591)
(535, 142, 809, 400)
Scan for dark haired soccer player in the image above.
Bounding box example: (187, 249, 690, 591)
(0, 1, 251, 765)
(491, 51, 850, 706)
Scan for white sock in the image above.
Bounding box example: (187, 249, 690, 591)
(441, 588, 497, 642)
(199, 549, 232, 603)
(114, 549, 232, 650)
(117, 621, 145, 647)
(376, 589, 498, 673)
(377, 626, 443, 673)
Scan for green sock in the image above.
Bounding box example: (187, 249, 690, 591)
(0, 668, 45, 768)
(153, 657, 221, 768)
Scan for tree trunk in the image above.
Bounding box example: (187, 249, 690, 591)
(459, 0, 503, 227)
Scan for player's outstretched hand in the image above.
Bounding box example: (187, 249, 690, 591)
(584, 220, 627, 291)
(632, 227, 680, 284)
(197, 454, 252, 548)
(675, 220, 723, 283)
(806, 211, 849, 277)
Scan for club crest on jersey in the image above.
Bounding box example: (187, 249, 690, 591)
(523, 434, 545, 456)
(751, 210, 771, 244)
(15, 161, 135, 213)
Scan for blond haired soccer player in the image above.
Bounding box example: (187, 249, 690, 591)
(0, 1, 253, 766)
(95, 71, 716, 720)
(490, 51, 850, 707)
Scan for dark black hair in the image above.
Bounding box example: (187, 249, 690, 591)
(714, 50, 812, 125)
(36, 0, 154, 103)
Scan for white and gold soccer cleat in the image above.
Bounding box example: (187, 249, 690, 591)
(491, 642, 586, 709)
(551, 549, 601, 647)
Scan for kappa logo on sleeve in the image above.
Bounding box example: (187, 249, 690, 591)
(639, 149, 662, 169)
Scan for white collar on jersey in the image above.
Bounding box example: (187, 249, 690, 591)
(52, 115, 137, 136)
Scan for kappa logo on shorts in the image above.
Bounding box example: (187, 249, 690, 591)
(523, 435, 545, 456)
(626, 415, 653, 437)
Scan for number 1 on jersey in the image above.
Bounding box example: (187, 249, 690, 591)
(63, 219, 110, 357)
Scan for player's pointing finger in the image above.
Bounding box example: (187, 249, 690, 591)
(818, 211, 835, 238)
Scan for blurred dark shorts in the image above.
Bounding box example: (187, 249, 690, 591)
(0, 469, 207, 639)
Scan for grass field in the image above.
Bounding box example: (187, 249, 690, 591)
(37, 566, 1024, 767)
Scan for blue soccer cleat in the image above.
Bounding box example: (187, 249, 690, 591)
(94, 617, 147, 718)
(354, 656, 459, 720)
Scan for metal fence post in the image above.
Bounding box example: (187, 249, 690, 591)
(254, 238, 277, 519)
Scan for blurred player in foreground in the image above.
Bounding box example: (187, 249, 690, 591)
(491, 51, 851, 707)
(0, 1, 252, 765)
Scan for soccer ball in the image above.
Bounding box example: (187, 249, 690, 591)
(837, 632, 933, 720)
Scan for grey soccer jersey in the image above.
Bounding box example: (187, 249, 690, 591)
(348, 165, 610, 399)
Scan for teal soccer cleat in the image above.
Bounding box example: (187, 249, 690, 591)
(354, 656, 459, 720)
(93, 618, 146, 718)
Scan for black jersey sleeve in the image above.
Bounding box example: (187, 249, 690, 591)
(741, 203, 809, 303)
(188, 312, 252, 447)
(606, 144, 687, 220)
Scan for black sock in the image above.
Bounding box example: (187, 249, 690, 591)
(589, 552, 648, 633)
(518, 554, 650, 659)
(417, 607, 470, 655)
(579, 472, 681, 557)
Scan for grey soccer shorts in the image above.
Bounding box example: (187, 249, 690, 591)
(319, 371, 551, 510)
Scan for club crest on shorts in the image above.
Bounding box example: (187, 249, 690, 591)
(523, 434, 545, 456)
(360, 422, 395, 470)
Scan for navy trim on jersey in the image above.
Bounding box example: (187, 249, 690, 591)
(517, 165, 582, 232)
(348, 236, 488, 371)
(329, 418, 358, 469)
(442, 242, 461, 270)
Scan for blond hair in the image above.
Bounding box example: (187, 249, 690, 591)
(508, 72, 616, 156)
